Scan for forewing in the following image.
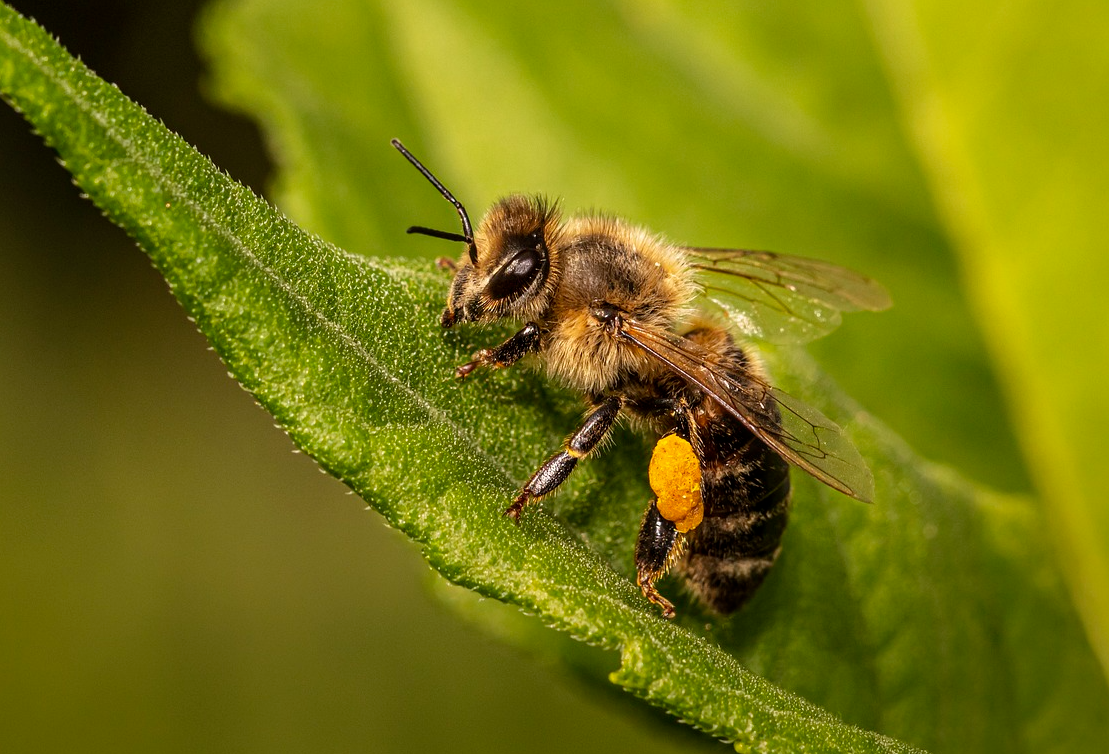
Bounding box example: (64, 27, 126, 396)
(687, 248, 891, 343)
(620, 319, 875, 502)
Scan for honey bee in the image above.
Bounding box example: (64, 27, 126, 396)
(392, 139, 890, 619)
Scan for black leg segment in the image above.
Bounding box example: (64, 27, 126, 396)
(568, 397, 622, 456)
(456, 322, 541, 379)
(505, 397, 622, 520)
(635, 501, 683, 619)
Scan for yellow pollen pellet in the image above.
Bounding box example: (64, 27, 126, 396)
(648, 434, 704, 533)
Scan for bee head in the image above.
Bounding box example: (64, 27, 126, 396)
(392, 140, 561, 328)
(440, 195, 561, 327)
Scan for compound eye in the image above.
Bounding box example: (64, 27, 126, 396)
(485, 234, 546, 301)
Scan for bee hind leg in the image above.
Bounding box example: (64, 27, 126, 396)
(635, 501, 686, 619)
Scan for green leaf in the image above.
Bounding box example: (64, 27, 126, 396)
(4, 2, 1108, 753)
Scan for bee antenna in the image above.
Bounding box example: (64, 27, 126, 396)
(392, 139, 477, 263)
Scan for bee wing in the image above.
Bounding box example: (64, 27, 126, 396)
(620, 319, 875, 502)
(686, 247, 891, 343)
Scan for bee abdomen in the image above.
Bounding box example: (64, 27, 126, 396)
(680, 448, 791, 614)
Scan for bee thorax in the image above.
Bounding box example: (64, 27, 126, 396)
(541, 312, 650, 393)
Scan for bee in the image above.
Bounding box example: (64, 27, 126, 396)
(392, 139, 890, 619)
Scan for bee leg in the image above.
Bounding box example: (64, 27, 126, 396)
(456, 322, 541, 379)
(505, 397, 622, 520)
(635, 501, 685, 619)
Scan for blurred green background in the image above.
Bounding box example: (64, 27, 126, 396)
(3, 0, 1108, 751)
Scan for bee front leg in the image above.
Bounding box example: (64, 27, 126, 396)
(456, 322, 541, 379)
(505, 396, 622, 521)
(635, 502, 685, 620)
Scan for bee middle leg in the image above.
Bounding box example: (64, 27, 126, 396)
(455, 322, 541, 379)
(505, 396, 622, 520)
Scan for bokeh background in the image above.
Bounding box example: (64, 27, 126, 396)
(3, 0, 1108, 751)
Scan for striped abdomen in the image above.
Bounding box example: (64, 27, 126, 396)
(678, 346, 792, 613)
